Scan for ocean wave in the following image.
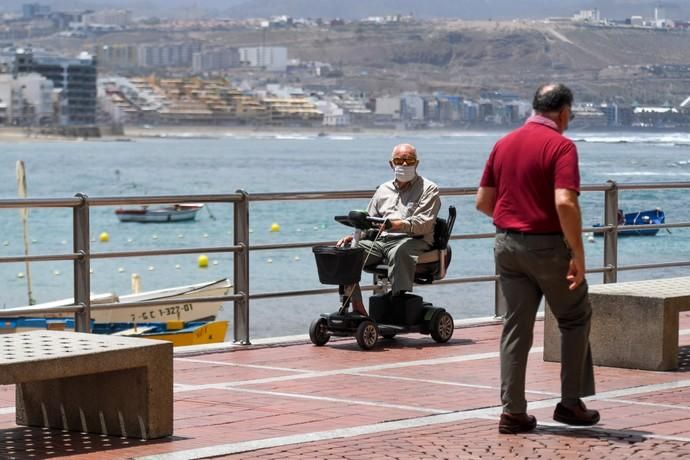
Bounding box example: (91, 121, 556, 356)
(605, 171, 690, 177)
(573, 133, 690, 145)
(274, 134, 314, 140)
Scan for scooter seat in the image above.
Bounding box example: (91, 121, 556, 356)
(362, 206, 456, 285)
(364, 248, 440, 273)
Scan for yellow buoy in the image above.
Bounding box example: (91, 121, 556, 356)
(270, 223, 281, 232)
(99, 232, 109, 242)
(17, 272, 24, 278)
(198, 254, 209, 268)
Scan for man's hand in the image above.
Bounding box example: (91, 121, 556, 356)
(566, 255, 586, 290)
(336, 235, 353, 247)
(383, 219, 403, 232)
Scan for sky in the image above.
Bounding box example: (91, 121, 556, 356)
(0, 0, 685, 21)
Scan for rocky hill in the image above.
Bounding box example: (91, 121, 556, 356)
(259, 20, 690, 104)
(27, 19, 690, 105)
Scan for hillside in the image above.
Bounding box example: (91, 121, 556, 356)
(27, 19, 690, 104)
(211, 20, 690, 103)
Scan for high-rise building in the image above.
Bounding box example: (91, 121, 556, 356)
(14, 49, 97, 125)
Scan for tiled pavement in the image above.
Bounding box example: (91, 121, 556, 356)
(2, 314, 690, 459)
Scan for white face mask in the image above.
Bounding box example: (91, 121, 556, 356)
(394, 165, 416, 183)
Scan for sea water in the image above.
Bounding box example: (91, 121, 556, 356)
(0, 130, 689, 338)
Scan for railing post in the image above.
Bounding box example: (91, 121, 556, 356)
(233, 190, 251, 344)
(603, 180, 619, 284)
(73, 193, 91, 332)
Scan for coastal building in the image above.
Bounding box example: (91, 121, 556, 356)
(431, 94, 462, 124)
(375, 96, 401, 120)
(331, 92, 372, 124)
(82, 10, 132, 28)
(94, 44, 138, 70)
(192, 48, 240, 74)
(573, 9, 601, 23)
(261, 96, 322, 126)
(14, 49, 97, 125)
(22, 3, 51, 19)
(314, 100, 350, 126)
(99, 76, 269, 125)
(401, 93, 426, 122)
(633, 106, 680, 127)
(137, 43, 202, 69)
(239, 47, 288, 72)
(0, 72, 54, 126)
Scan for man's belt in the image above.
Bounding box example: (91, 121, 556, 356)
(496, 227, 563, 236)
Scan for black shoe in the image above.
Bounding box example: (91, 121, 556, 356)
(498, 412, 537, 434)
(553, 400, 600, 426)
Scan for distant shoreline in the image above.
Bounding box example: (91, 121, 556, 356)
(0, 124, 689, 143)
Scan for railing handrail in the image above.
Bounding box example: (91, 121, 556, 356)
(0, 181, 688, 341)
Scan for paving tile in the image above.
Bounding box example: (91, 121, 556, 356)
(2, 318, 690, 458)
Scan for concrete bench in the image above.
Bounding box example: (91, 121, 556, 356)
(0, 330, 173, 439)
(544, 277, 690, 371)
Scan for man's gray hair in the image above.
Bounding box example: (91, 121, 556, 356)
(532, 83, 573, 113)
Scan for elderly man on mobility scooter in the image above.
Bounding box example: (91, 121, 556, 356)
(309, 143, 455, 349)
(336, 143, 441, 314)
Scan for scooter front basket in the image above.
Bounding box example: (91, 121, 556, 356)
(312, 245, 365, 285)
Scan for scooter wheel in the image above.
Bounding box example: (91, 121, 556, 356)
(430, 311, 454, 343)
(355, 320, 378, 350)
(309, 318, 330, 346)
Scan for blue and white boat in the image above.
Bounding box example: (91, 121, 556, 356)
(594, 208, 665, 237)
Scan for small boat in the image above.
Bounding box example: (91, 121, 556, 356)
(0, 318, 229, 347)
(105, 320, 228, 346)
(1, 278, 231, 324)
(115, 203, 204, 223)
(594, 208, 665, 237)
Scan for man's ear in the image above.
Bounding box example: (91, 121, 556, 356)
(389, 160, 395, 169)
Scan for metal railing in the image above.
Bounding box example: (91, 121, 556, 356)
(0, 181, 688, 343)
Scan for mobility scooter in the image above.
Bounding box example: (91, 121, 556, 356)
(309, 206, 456, 350)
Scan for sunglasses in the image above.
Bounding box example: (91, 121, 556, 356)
(391, 157, 418, 166)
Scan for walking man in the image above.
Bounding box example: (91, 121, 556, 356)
(476, 83, 600, 434)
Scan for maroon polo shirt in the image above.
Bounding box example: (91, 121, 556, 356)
(479, 119, 580, 233)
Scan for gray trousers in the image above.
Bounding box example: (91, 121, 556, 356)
(495, 232, 595, 414)
(347, 237, 431, 303)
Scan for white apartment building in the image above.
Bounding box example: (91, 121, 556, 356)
(0, 73, 54, 125)
(82, 9, 132, 27)
(192, 48, 241, 73)
(375, 96, 401, 120)
(239, 47, 288, 72)
(138, 43, 202, 68)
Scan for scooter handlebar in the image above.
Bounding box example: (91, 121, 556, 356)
(366, 216, 392, 229)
